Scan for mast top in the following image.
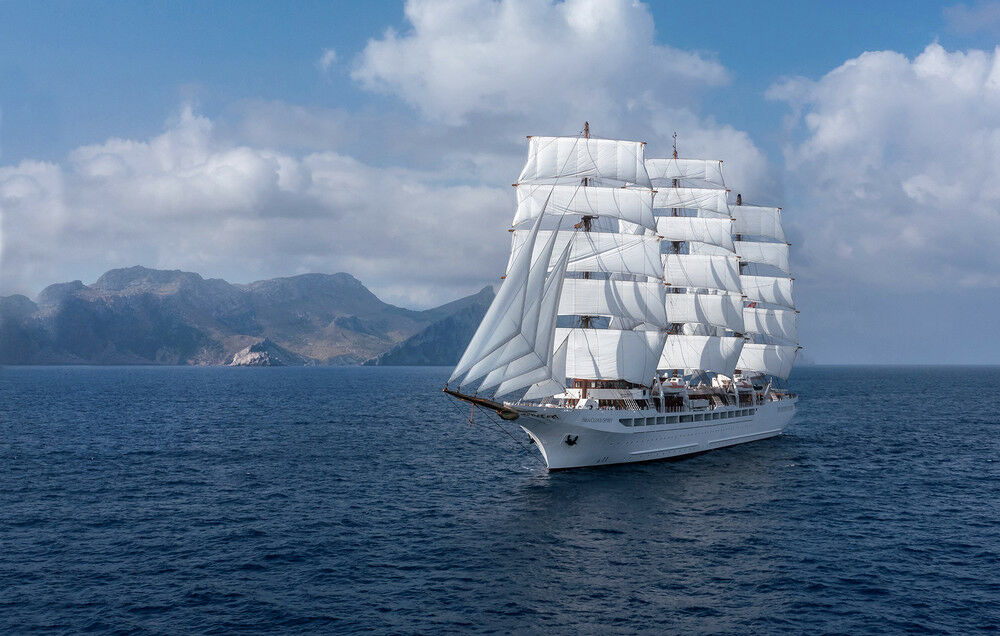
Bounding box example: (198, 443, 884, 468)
(584, 121, 590, 138)
(672, 132, 678, 159)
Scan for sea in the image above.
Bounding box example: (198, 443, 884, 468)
(1, 365, 997, 634)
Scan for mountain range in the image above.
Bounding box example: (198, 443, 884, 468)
(0, 266, 493, 366)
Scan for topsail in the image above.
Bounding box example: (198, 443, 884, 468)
(508, 229, 662, 278)
(646, 158, 725, 187)
(518, 136, 651, 187)
(514, 184, 656, 230)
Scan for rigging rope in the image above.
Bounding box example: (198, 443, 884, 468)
(442, 395, 545, 468)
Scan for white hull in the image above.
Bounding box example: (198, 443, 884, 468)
(515, 398, 797, 470)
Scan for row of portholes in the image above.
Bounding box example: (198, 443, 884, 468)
(620, 409, 757, 427)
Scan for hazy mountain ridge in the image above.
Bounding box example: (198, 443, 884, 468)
(0, 266, 493, 366)
(365, 287, 494, 366)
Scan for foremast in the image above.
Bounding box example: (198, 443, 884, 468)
(449, 123, 666, 404)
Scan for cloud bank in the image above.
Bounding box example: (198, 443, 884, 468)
(1, 0, 772, 308)
(769, 43, 1000, 291)
(0, 106, 509, 306)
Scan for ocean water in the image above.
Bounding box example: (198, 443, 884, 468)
(1, 366, 997, 634)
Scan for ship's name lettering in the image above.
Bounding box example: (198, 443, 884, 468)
(582, 417, 611, 423)
(523, 411, 558, 419)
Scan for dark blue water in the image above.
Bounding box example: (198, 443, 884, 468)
(1, 366, 997, 634)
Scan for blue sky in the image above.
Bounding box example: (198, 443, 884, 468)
(0, 1, 399, 161)
(0, 0, 975, 164)
(2, 0, 1000, 363)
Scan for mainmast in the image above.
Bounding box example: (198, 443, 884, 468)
(578, 122, 592, 393)
(580, 121, 594, 233)
(668, 133, 682, 377)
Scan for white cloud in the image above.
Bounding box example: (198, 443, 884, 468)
(347, 0, 775, 209)
(318, 48, 338, 72)
(0, 106, 510, 307)
(353, 0, 728, 126)
(768, 42, 1000, 290)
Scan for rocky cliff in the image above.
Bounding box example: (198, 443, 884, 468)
(228, 339, 309, 366)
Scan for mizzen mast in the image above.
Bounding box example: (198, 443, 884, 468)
(731, 190, 799, 379)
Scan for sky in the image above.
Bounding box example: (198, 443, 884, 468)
(2, 0, 1000, 364)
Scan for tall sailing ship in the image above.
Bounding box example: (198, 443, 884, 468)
(445, 124, 799, 470)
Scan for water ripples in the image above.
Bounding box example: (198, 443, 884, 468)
(1, 365, 998, 633)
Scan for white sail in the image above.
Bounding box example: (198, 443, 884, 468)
(743, 307, 798, 344)
(450, 213, 549, 385)
(514, 184, 656, 230)
(655, 216, 734, 251)
(735, 241, 790, 274)
(510, 230, 662, 278)
(556, 327, 665, 385)
(462, 224, 572, 386)
(480, 235, 575, 397)
(518, 136, 651, 187)
(652, 188, 729, 216)
(662, 254, 742, 294)
(737, 343, 797, 379)
(645, 158, 725, 187)
(733, 205, 785, 242)
(559, 279, 667, 327)
(616, 219, 653, 236)
(740, 275, 794, 309)
(658, 335, 744, 376)
(665, 293, 744, 331)
(687, 242, 735, 258)
(522, 337, 569, 400)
